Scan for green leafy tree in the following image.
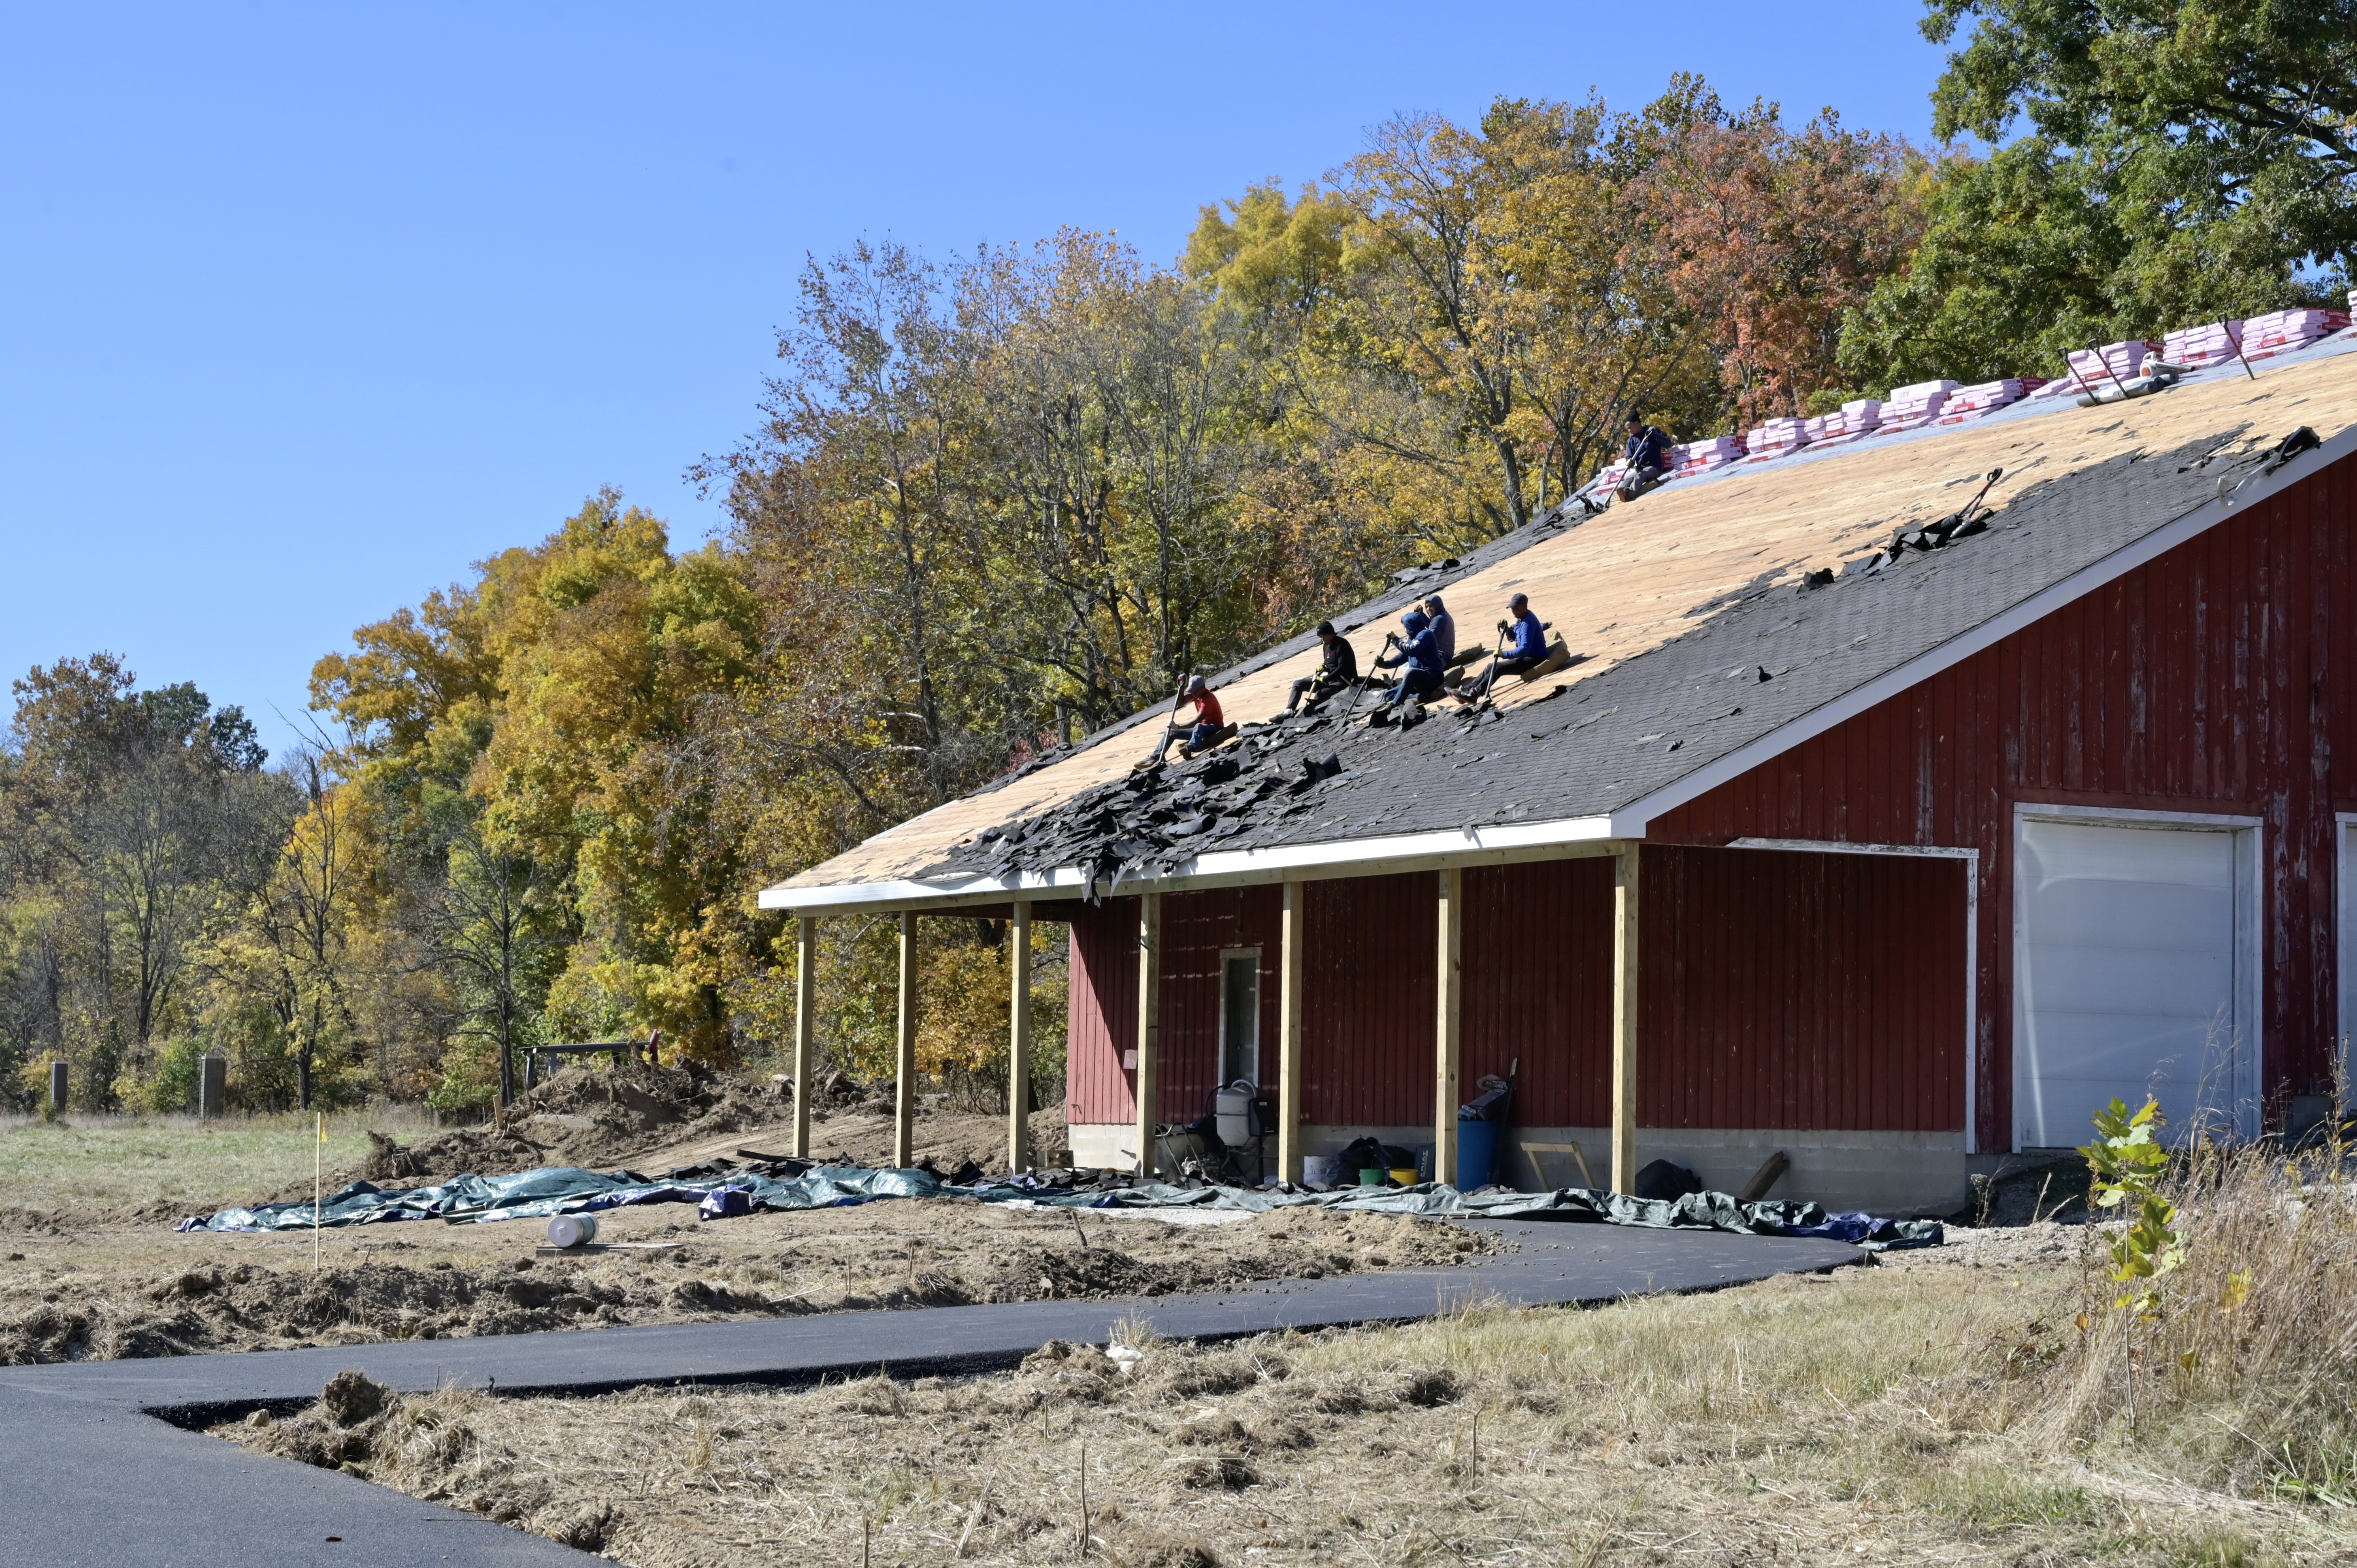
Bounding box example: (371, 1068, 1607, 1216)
(1923, 0, 2357, 285)
(1847, 1, 2353, 391)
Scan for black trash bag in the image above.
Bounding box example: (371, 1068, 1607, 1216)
(1337, 1135, 1391, 1179)
(1634, 1158, 1703, 1202)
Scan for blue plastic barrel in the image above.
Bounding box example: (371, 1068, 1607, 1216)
(1455, 1118, 1501, 1190)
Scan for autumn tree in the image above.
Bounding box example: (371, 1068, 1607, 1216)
(0, 656, 288, 1106)
(1636, 79, 1926, 421)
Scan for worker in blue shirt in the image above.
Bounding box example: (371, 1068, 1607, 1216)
(1459, 593, 1551, 700)
(1372, 609, 1444, 718)
(1616, 411, 1673, 501)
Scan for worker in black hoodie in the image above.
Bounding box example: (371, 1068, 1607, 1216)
(1283, 620, 1359, 715)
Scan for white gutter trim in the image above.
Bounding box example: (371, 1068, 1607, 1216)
(1616, 420, 2357, 834)
(758, 813, 1620, 914)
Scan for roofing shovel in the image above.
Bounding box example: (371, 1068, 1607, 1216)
(1135, 685, 1190, 773)
(1450, 625, 1510, 704)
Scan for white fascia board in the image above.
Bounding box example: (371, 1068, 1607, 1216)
(757, 865, 1094, 914)
(1615, 421, 2357, 834)
(759, 813, 1619, 914)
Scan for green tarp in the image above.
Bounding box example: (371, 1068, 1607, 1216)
(181, 1164, 1940, 1250)
(179, 1165, 942, 1232)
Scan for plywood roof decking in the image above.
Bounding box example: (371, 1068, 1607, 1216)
(770, 338, 2357, 900)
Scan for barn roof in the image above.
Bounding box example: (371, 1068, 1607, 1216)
(762, 332, 2357, 915)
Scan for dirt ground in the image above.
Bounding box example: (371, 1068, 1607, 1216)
(0, 1189, 1499, 1365)
(224, 1249, 2357, 1568)
(1, 1064, 1152, 1364)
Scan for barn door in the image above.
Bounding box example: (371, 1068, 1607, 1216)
(2015, 813, 2259, 1149)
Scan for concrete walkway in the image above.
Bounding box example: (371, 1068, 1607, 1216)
(0, 1219, 1863, 1566)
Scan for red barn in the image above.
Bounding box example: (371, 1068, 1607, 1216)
(764, 337, 2357, 1215)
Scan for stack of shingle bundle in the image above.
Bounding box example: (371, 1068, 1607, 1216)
(1585, 457, 1629, 498)
(2161, 320, 2245, 368)
(1873, 380, 1958, 433)
(1744, 417, 1811, 461)
(1798, 400, 1883, 447)
(2242, 308, 2350, 360)
(1669, 435, 1742, 477)
(2031, 342, 2155, 398)
(1933, 378, 2027, 424)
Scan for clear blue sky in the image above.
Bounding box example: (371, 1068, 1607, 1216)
(0, 2, 1956, 758)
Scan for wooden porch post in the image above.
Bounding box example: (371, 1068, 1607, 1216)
(1133, 891, 1163, 1179)
(894, 911, 918, 1169)
(792, 915, 818, 1159)
(1278, 879, 1305, 1183)
(1611, 842, 1641, 1192)
(1434, 868, 1463, 1186)
(1007, 901, 1033, 1174)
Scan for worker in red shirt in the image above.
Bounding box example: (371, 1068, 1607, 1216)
(1164, 675, 1225, 758)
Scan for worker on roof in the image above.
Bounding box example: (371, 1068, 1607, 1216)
(1371, 608, 1444, 718)
(1421, 594, 1456, 666)
(1162, 675, 1226, 758)
(1617, 410, 1673, 502)
(1459, 592, 1550, 700)
(1283, 620, 1359, 715)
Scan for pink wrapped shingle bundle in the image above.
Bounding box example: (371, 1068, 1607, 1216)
(2243, 308, 2348, 360)
(2031, 342, 2155, 397)
(1842, 397, 1883, 434)
(1934, 378, 2026, 424)
(1586, 458, 1629, 497)
(2161, 320, 2245, 367)
(1875, 380, 1958, 432)
(1669, 436, 1741, 477)
(1744, 417, 1812, 460)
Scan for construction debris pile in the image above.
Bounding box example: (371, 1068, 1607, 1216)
(956, 737, 1320, 889)
(946, 666, 1533, 893)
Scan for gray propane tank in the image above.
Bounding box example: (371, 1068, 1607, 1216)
(1214, 1079, 1257, 1147)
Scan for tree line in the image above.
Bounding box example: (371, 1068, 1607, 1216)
(5, 15, 2349, 1115)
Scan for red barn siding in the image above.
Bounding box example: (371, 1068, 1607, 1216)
(1461, 859, 1615, 1127)
(1645, 847, 1966, 1131)
(1650, 453, 2355, 1149)
(1070, 850, 1964, 1136)
(1066, 889, 1283, 1127)
(1066, 900, 1137, 1126)
(1299, 872, 1435, 1126)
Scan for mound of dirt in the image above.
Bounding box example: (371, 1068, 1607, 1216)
(347, 1065, 1066, 1195)
(335, 1063, 791, 1192)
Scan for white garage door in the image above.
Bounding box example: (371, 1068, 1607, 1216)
(2017, 817, 2252, 1148)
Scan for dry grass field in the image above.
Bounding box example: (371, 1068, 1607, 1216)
(225, 1140, 2357, 1568)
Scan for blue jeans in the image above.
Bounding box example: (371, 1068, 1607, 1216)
(1386, 668, 1442, 706)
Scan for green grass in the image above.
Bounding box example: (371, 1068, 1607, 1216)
(0, 1110, 429, 1214)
